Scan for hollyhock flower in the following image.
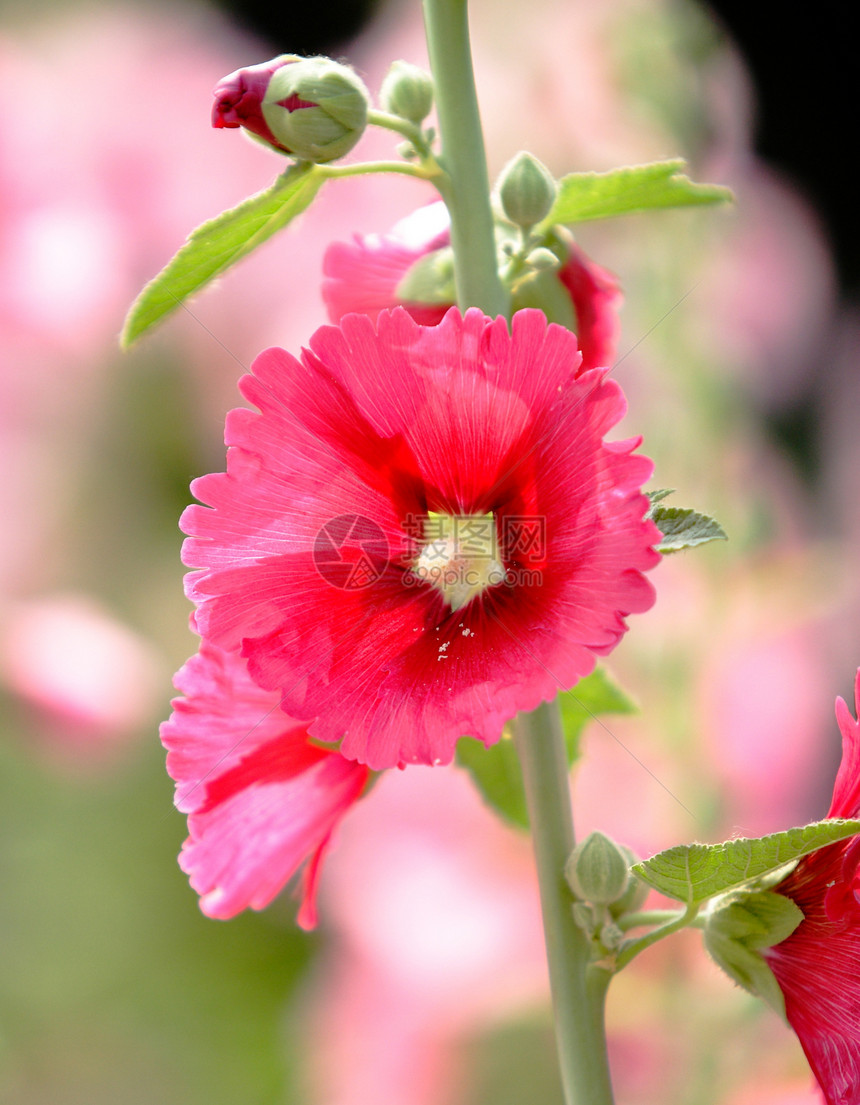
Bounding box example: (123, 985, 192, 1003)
(181, 306, 658, 770)
(160, 638, 369, 925)
(762, 671, 860, 1104)
(322, 200, 622, 369)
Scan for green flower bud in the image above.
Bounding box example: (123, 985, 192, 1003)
(262, 56, 370, 162)
(526, 247, 562, 272)
(608, 845, 650, 919)
(497, 152, 557, 229)
(380, 60, 434, 124)
(565, 831, 631, 905)
(703, 890, 804, 1017)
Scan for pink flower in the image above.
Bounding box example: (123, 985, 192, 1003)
(322, 201, 623, 369)
(181, 307, 658, 770)
(160, 639, 369, 925)
(763, 671, 860, 1104)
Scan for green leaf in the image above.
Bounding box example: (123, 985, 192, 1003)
(650, 505, 727, 553)
(541, 159, 733, 227)
(456, 667, 635, 829)
(456, 730, 530, 829)
(633, 818, 860, 905)
(645, 488, 675, 506)
(121, 163, 325, 346)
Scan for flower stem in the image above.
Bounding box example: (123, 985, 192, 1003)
(615, 901, 700, 970)
(512, 702, 616, 1105)
(319, 160, 441, 181)
(366, 108, 428, 148)
(421, 0, 509, 317)
(419, 5, 611, 1098)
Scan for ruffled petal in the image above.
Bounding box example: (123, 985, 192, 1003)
(161, 640, 368, 922)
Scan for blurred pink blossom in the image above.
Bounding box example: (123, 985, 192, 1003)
(0, 594, 164, 762)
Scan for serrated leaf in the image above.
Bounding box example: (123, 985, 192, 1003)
(541, 159, 733, 227)
(121, 163, 325, 346)
(456, 667, 635, 829)
(650, 505, 727, 553)
(633, 818, 860, 905)
(645, 488, 675, 506)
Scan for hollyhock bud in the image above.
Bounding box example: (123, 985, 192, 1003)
(497, 152, 557, 230)
(704, 890, 803, 1018)
(608, 845, 650, 918)
(212, 55, 369, 162)
(565, 831, 632, 905)
(380, 60, 434, 124)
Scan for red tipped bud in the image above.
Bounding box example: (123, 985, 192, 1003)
(212, 55, 369, 162)
(212, 55, 295, 152)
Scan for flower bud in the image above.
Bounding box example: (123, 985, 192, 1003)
(212, 55, 369, 162)
(212, 55, 294, 150)
(565, 831, 631, 905)
(380, 60, 434, 124)
(608, 845, 650, 918)
(526, 247, 562, 272)
(497, 152, 557, 229)
(703, 890, 803, 1017)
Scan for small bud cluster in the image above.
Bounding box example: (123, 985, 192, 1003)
(565, 833, 649, 953)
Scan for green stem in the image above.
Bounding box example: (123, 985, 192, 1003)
(366, 109, 429, 151)
(421, 0, 509, 316)
(419, 6, 608, 1097)
(319, 160, 441, 181)
(616, 908, 686, 932)
(512, 702, 616, 1105)
(615, 901, 700, 970)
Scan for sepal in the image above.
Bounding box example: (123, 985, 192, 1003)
(703, 890, 804, 1017)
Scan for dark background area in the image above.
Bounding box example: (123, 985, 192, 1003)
(705, 1, 854, 291)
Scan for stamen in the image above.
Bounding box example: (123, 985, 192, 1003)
(414, 512, 505, 611)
